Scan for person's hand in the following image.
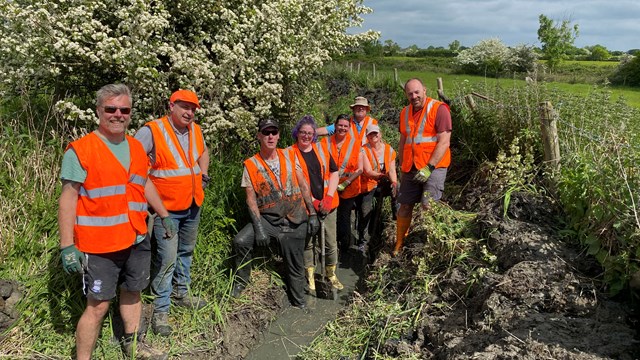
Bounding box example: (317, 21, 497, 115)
(391, 182, 398, 198)
(320, 195, 333, 214)
(60, 244, 85, 274)
(202, 174, 211, 189)
(414, 166, 432, 183)
(307, 214, 320, 237)
(312, 199, 321, 212)
(337, 180, 350, 192)
(255, 222, 269, 247)
(161, 216, 178, 239)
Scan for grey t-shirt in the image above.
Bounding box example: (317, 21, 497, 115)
(134, 122, 192, 165)
(241, 157, 281, 188)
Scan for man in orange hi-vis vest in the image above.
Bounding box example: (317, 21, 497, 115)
(135, 89, 210, 336)
(394, 78, 452, 256)
(231, 118, 319, 310)
(58, 84, 171, 359)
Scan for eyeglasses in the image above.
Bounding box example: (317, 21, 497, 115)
(298, 131, 314, 137)
(261, 128, 279, 136)
(103, 106, 131, 115)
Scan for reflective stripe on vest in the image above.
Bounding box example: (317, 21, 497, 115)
(149, 119, 202, 177)
(403, 100, 438, 145)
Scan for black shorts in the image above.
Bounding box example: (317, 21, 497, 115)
(83, 235, 151, 301)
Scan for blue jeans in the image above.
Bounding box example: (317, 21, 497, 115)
(150, 202, 201, 313)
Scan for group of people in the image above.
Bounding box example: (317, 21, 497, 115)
(57, 77, 451, 359)
(230, 78, 452, 312)
(58, 85, 208, 359)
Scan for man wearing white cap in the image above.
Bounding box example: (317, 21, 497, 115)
(134, 89, 210, 336)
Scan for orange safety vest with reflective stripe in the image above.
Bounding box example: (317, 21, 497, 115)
(68, 133, 149, 254)
(362, 143, 397, 193)
(399, 98, 451, 172)
(321, 133, 361, 199)
(350, 116, 378, 146)
(146, 116, 205, 211)
(288, 142, 339, 211)
(244, 149, 308, 225)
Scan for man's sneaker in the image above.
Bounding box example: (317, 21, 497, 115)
(172, 294, 207, 310)
(121, 337, 168, 360)
(151, 312, 172, 337)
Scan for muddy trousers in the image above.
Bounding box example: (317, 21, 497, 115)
(337, 191, 374, 252)
(233, 217, 307, 307)
(303, 209, 338, 267)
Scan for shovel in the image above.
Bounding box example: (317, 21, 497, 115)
(316, 218, 339, 301)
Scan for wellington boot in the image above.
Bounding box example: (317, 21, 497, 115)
(325, 265, 344, 290)
(306, 267, 316, 293)
(392, 237, 404, 257)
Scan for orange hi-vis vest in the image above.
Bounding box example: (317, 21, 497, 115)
(350, 115, 378, 146)
(146, 116, 205, 211)
(322, 133, 361, 199)
(362, 143, 397, 193)
(244, 149, 308, 225)
(399, 98, 451, 173)
(68, 133, 149, 254)
(288, 142, 339, 211)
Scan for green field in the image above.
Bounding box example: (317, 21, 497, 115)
(347, 65, 640, 109)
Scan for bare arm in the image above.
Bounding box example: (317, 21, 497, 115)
(245, 185, 263, 225)
(397, 134, 406, 167)
(428, 131, 451, 167)
(145, 180, 170, 218)
(388, 156, 398, 184)
(58, 181, 81, 248)
(199, 145, 210, 176)
(296, 169, 317, 215)
(327, 170, 339, 197)
(316, 126, 329, 137)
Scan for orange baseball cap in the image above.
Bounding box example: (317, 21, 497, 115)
(170, 89, 201, 108)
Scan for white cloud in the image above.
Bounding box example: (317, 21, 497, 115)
(353, 0, 639, 51)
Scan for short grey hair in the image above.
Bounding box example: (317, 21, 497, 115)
(96, 84, 131, 108)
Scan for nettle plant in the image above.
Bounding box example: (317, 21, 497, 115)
(0, 0, 378, 141)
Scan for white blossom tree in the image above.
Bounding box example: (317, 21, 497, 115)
(455, 38, 537, 77)
(0, 0, 378, 139)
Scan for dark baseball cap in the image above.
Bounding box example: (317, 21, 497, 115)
(258, 118, 279, 131)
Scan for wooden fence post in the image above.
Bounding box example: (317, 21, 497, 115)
(372, 63, 376, 77)
(464, 94, 476, 112)
(538, 101, 561, 170)
(394, 68, 398, 83)
(356, 63, 360, 74)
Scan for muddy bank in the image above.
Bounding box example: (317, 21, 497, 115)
(377, 191, 639, 359)
(0, 280, 22, 337)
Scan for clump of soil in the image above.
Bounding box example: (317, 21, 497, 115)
(0, 280, 22, 337)
(377, 191, 640, 359)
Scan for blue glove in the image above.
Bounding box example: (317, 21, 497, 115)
(161, 216, 178, 239)
(61, 244, 85, 274)
(414, 166, 432, 183)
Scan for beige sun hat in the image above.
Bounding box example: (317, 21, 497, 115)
(349, 96, 370, 109)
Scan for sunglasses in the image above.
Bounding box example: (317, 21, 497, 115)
(261, 128, 279, 136)
(103, 106, 131, 115)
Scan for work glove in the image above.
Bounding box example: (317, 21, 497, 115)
(312, 199, 321, 212)
(337, 180, 350, 192)
(202, 174, 211, 189)
(161, 216, 178, 239)
(413, 166, 432, 183)
(391, 182, 398, 198)
(319, 195, 333, 215)
(60, 244, 85, 274)
(254, 221, 269, 247)
(307, 214, 320, 237)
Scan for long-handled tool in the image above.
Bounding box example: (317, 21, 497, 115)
(316, 219, 339, 300)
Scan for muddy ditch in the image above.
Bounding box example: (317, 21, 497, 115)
(370, 190, 640, 359)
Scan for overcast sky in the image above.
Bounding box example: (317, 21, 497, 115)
(353, 0, 639, 52)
